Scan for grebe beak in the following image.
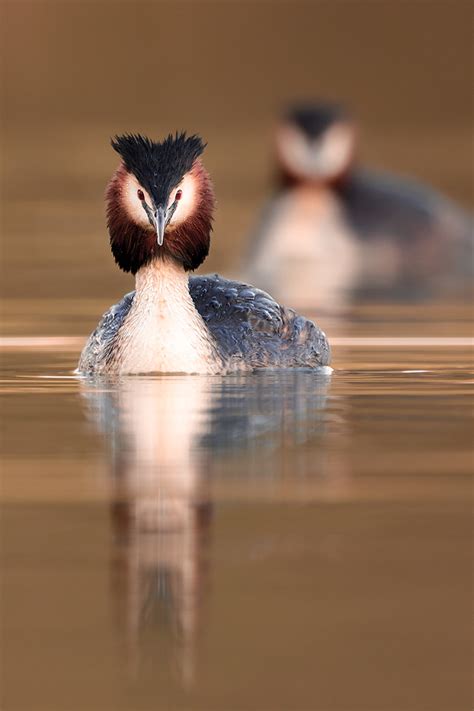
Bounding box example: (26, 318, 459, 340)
(154, 205, 166, 246)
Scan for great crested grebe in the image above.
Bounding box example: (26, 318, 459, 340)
(78, 133, 330, 375)
(243, 102, 472, 311)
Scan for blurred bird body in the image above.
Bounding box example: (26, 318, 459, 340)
(243, 103, 472, 311)
(78, 133, 330, 374)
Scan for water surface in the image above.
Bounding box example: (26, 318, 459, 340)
(1, 306, 472, 711)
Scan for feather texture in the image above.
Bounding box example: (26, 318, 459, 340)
(77, 274, 330, 374)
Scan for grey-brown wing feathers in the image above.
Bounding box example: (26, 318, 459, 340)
(77, 291, 135, 373)
(190, 275, 330, 369)
(78, 275, 330, 373)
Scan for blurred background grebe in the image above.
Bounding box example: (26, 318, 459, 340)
(241, 101, 472, 311)
(1, 2, 472, 711)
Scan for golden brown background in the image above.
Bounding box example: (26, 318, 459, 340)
(2, 0, 473, 301)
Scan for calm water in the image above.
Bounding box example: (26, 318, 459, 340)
(1, 304, 472, 711)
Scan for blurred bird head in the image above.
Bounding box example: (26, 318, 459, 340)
(275, 102, 356, 185)
(106, 133, 215, 274)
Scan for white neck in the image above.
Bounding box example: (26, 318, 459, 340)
(113, 258, 222, 374)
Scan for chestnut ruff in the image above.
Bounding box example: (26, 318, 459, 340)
(107, 134, 215, 274)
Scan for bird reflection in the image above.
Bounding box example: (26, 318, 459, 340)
(81, 370, 334, 682)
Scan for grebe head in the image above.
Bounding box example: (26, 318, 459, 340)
(106, 132, 215, 273)
(276, 102, 356, 184)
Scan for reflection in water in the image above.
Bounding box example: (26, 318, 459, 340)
(81, 371, 333, 682)
(3, 339, 471, 710)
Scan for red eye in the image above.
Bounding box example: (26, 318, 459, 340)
(137, 189, 145, 201)
(175, 189, 182, 201)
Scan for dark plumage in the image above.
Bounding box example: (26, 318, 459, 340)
(78, 275, 330, 374)
(284, 102, 348, 140)
(339, 169, 473, 296)
(111, 132, 205, 207)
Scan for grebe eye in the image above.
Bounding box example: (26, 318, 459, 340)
(175, 189, 182, 201)
(137, 189, 145, 201)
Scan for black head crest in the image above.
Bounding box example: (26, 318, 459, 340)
(284, 102, 350, 139)
(111, 132, 206, 205)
